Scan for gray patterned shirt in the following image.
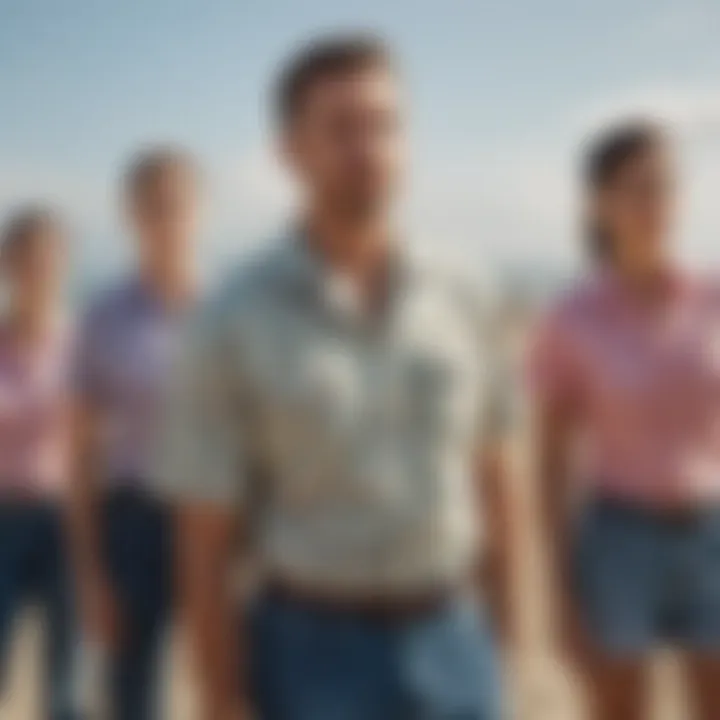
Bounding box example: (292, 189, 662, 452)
(157, 236, 510, 592)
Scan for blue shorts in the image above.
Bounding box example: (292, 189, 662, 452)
(250, 591, 502, 720)
(575, 498, 720, 655)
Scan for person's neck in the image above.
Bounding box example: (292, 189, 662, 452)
(305, 210, 392, 291)
(139, 260, 196, 311)
(614, 259, 675, 304)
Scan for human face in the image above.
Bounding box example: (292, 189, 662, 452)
(5, 224, 67, 317)
(595, 144, 677, 274)
(282, 66, 405, 225)
(127, 166, 200, 272)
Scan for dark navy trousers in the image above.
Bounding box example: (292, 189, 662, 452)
(0, 500, 80, 720)
(102, 487, 172, 720)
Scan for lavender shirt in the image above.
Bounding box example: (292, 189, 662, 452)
(0, 322, 71, 498)
(74, 278, 190, 488)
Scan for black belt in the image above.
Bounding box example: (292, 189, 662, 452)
(263, 577, 459, 623)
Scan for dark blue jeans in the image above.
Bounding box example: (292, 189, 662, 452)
(0, 500, 80, 720)
(250, 591, 503, 720)
(103, 487, 172, 720)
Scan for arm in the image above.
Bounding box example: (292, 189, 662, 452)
(533, 396, 586, 658)
(66, 396, 121, 647)
(528, 309, 587, 661)
(157, 303, 250, 720)
(177, 502, 249, 720)
(65, 311, 121, 648)
(476, 433, 520, 649)
(471, 281, 521, 648)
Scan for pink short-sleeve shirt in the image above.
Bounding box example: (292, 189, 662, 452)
(0, 322, 71, 498)
(530, 270, 720, 507)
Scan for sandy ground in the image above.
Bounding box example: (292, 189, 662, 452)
(2, 449, 691, 719)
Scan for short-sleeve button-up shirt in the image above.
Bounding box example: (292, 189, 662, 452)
(158, 236, 509, 592)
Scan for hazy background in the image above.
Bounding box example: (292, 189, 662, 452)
(1, 0, 719, 297)
(1, 3, 719, 717)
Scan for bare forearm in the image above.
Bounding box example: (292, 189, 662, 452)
(477, 438, 519, 646)
(178, 505, 244, 719)
(480, 523, 515, 645)
(186, 576, 241, 715)
(535, 412, 581, 640)
(67, 407, 106, 582)
(537, 446, 572, 583)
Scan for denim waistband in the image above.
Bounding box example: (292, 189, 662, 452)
(590, 493, 720, 529)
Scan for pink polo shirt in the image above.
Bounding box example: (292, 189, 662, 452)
(530, 270, 720, 507)
(0, 322, 71, 499)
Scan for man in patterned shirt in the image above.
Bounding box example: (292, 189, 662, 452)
(160, 34, 517, 720)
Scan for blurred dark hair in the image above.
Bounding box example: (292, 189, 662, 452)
(582, 119, 668, 263)
(0, 205, 65, 266)
(274, 33, 395, 127)
(123, 145, 200, 202)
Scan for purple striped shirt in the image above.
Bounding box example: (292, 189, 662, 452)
(74, 278, 190, 488)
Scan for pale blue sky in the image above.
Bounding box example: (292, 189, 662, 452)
(1, 0, 719, 281)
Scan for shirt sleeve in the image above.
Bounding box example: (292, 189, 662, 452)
(455, 275, 516, 442)
(154, 299, 248, 507)
(526, 305, 582, 412)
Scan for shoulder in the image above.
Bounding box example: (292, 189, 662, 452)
(190, 239, 291, 338)
(203, 239, 290, 310)
(218, 240, 292, 301)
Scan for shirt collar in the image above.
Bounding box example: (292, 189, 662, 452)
(279, 227, 414, 326)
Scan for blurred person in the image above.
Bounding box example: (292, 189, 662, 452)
(68, 148, 201, 720)
(160, 35, 517, 720)
(531, 121, 720, 720)
(0, 207, 79, 719)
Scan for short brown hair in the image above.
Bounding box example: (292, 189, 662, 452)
(123, 145, 200, 202)
(0, 205, 65, 265)
(275, 33, 395, 126)
(584, 119, 666, 192)
(583, 119, 668, 262)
